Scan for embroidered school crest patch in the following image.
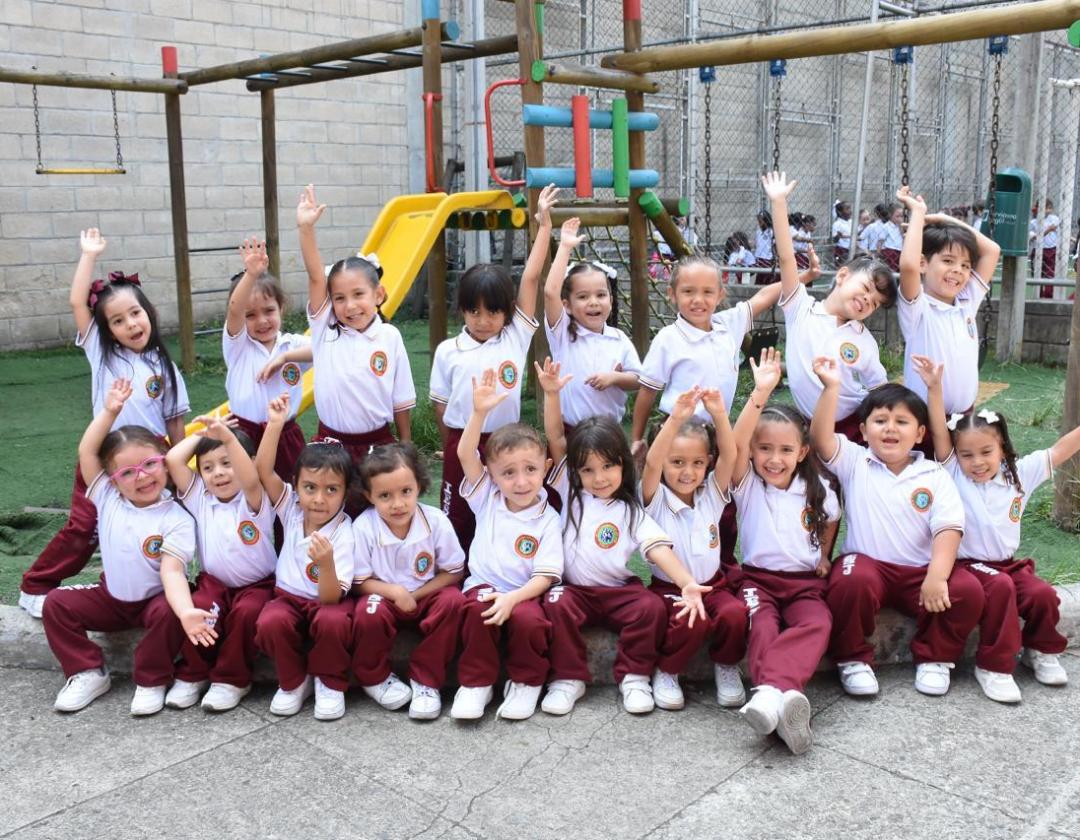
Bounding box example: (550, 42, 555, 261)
(281, 363, 301, 386)
(498, 360, 518, 389)
(142, 535, 163, 559)
(910, 487, 934, 512)
(237, 520, 260, 546)
(414, 551, 434, 577)
(1009, 496, 1022, 523)
(370, 350, 388, 377)
(515, 534, 538, 559)
(839, 342, 860, 365)
(708, 523, 719, 549)
(305, 561, 320, 583)
(594, 522, 620, 549)
(145, 375, 163, 399)
(801, 507, 814, 532)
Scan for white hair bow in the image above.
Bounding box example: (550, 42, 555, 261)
(565, 260, 618, 281)
(977, 409, 1000, 424)
(945, 413, 965, 431)
(356, 251, 381, 270)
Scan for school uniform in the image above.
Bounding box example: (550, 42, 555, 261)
(173, 476, 278, 688)
(781, 282, 887, 443)
(823, 435, 984, 666)
(863, 220, 883, 253)
(254, 486, 355, 692)
(754, 228, 775, 284)
(351, 505, 467, 689)
(880, 221, 903, 270)
(857, 222, 873, 252)
(543, 462, 671, 684)
(24, 322, 189, 596)
(946, 449, 1066, 672)
(726, 246, 756, 285)
(42, 473, 194, 687)
(1038, 214, 1060, 296)
(732, 469, 840, 692)
(223, 325, 310, 482)
(793, 228, 812, 270)
(430, 307, 538, 547)
(899, 271, 988, 414)
(832, 217, 851, 266)
(644, 477, 749, 676)
(456, 470, 563, 688)
(545, 312, 641, 426)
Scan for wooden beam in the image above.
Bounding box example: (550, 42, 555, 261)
(0, 67, 187, 94)
(260, 89, 280, 281)
(551, 207, 630, 227)
(624, 5, 651, 358)
(422, 15, 448, 356)
(530, 60, 659, 93)
(162, 48, 195, 373)
(601, 0, 1080, 73)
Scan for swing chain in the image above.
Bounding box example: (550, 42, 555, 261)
(772, 74, 783, 172)
(704, 81, 713, 252)
(31, 81, 43, 172)
(987, 52, 1003, 236)
(899, 61, 910, 188)
(112, 88, 124, 171)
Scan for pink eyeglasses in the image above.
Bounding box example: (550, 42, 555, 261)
(109, 455, 166, 484)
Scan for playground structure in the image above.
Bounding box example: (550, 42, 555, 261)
(3, 0, 1080, 528)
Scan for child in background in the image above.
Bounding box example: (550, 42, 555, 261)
(792, 213, 814, 270)
(351, 444, 466, 721)
(254, 395, 356, 721)
(832, 201, 852, 266)
(450, 370, 563, 722)
(431, 184, 558, 548)
(878, 203, 904, 271)
(723, 231, 756, 284)
(865, 203, 889, 256)
(21, 229, 189, 618)
(856, 208, 873, 252)
(810, 363, 983, 698)
(640, 386, 748, 710)
(1028, 200, 1060, 298)
(915, 356, 1078, 702)
(730, 350, 841, 755)
(43, 380, 198, 716)
(753, 210, 775, 284)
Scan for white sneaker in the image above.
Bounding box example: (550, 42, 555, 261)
(270, 676, 314, 716)
(1021, 649, 1069, 686)
(738, 686, 783, 735)
(313, 677, 346, 721)
(974, 667, 1022, 703)
(496, 681, 543, 720)
(450, 685, 494, 720)
(652, 669, 685, 711)
(130, 684, 166, 716)
(54, 668, 111, 712)
(541, 679, 586, 716)
(19, 590, 46, 619)
(362, 673, 412, 710)
(914, 662, 953, 696)
(201, 682, 251, 712)
(619, 674, 655, 714)
(838, 661, 880, 696)
(775, 690, 813, 755)
(714, 664, 746, 707)
(408, 681, 442, 720)
(164, 679, 208, 710)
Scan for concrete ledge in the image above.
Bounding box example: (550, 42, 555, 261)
(3, 584, 1078, 684)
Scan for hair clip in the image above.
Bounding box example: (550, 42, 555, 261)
(976, 409, 1000, 424)
(87, 278, 107, 310)
(945, 413, 965, 431)
(311, 436, 343, 447)
(88, 272, 141, 309)
(108, 270, 140, 287)
(590, 260, 618, 280)
(356, 251, 384, 278)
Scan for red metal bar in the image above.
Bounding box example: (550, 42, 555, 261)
(571, 94, 592, 199)
(484, 78, 526, 188)
(423, 92, 444, 193)
(161, 45, 178, 75)
(623, 0, 642, 21)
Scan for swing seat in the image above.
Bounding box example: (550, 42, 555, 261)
(35, 166, 126, 175)
(741, 326, 780, 369)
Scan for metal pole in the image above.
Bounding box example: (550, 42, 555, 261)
(852, 0, 880, 257)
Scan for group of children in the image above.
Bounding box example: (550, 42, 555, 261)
(20, 174, 1077, 756)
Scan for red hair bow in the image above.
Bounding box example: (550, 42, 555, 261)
(88, 272, 141, 309)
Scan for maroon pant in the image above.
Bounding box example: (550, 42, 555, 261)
(543, 580, 667, 683)
(174, 573, 274, 688)
(741, 566, 832, 692)
(1038, 247, 1056, 298)
(457, 584, 551, 687)
(718, 500, 738, 570)
(316, 421, 395, 518)
(441, 428, 491, 550)
(834, 246, 849, 267)
(754, 257, 775, 284)
(22, 461, 98, 595)
(234, 416, 305, 484)
(827, 552, 984, 665)
(881, 247, 901, 271)
(42, 578, 184, 687)
(651, 576, 748, 674)
(352, 586, 465, 688)
(254, 589, 353, 691)
(964, 558, 1066, 673)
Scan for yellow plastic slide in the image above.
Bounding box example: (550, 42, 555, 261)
(184, 190, 524, 436)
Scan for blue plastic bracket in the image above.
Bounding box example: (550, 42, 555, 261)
(892, 46, 914, 64)
(699, 66, 716, 84)
(988, 35, 1009, 56)
(769, 59, 787, 78)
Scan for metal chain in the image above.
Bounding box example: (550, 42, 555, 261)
(772, 74, 783, 172)
(987, 52, 1002, 236)
(899, 61, 910, 188)
(111, 88, 124, 170)
(704, 81, 713, 252)
(32, 80, 43, 172)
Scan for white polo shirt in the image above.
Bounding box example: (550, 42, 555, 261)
(272, 485, 354, 600)
(78, 322, 190, 437)
(352, 503, 465, 592)
(832, 218, 852, 250)
(545, 312, 641, 425)
(858, 223, 873, 250)
(430, 307, 537, 432)
(1042, 214, 1061, 248)
(881, 221, 903, 250)
(638, 304, 753, 418)
(549, 460, 673, 587)
(178, 476, 277, 589)
(826, 435, 965, 567)
(642, 474, 730, 584)
(461, 470, 563, 593)
(899, 271, 988, 413)
(731, 469, 840, 574)
(223, 327, 310, 422)
(754, 228, 774, 261)
(864, 220, 884, 250)
(86, 472, 195, 602)
(308, 302, 416, 434)
(781, 283, 887, 421)
(945, 449, 1052, 563)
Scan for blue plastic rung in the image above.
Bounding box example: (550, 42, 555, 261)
(769, 59, 787, 77)
(988, 35, 1009, 55)
(892, 46, 914, 64)
(525, 167, 660, 189)
(522, 104, 660, 131)
(699, 66, 716, 84)
(421, 0, 440, 20)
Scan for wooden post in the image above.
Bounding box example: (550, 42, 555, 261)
(624, 2, 651, 357)
(422, 7, 447, 356)
(1054, 267, 1080, 529)
(260, 89, 280, 280)
(995, 256, 1027, 363)
(162, 46, 195, 373)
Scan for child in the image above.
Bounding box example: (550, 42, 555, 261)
(730, 350, 841, 755)
(351, 443, 466, 720)
(810, 361, 984, 697)
(914, 356, 1077, 702)
(430, 184, 558, 548)
(865, 203, 888, 256)
(856, 208, 873, 253)
(792, 213, 814, 270)
(753, 210, 775, 284)
(832, 201, 852, 266)
(878, 203, 904, 271)
(253, 395, 357, 721)
(723, 231, 755, 284)
(43, 380, 198, 715)
(640, 386, 749, 710)
(222, 237, 310, 482)
(450, 370, 564, 721)
(21, 229, 189, 618)
(896, 186, 1001, 418)
(762, 171, 895, 443)
(1028, 199, 1060, 298)
(543, 217, 641, 429)
(540, 360, 709, 715)
(164, 416, 277, 712)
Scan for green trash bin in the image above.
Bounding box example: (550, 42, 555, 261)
(986, 167, 1032, 256)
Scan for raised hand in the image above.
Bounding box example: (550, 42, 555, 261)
(471, 369, 509, 414)
(761, 170, 797, 201)
(240, 237, 269, 276)
(812, 355, 841, 389)
(670, 387, 703, 422)
(194, 414, 235, 442)
(267, 393, 290, 425)
(257, 355, 287, 384)
(534, 183, 560, 227)
(700, 387, 727, 419)
(80, 228, 107, 256)
(104, 378, 133, 413)
(911, 354, 944, 390)
(296, 184, 327, 228)
(750, 347, 783, 392)
(895, 185, 926, 214)
(534, 357, 573, 394)
(558, 217, 585, 250)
